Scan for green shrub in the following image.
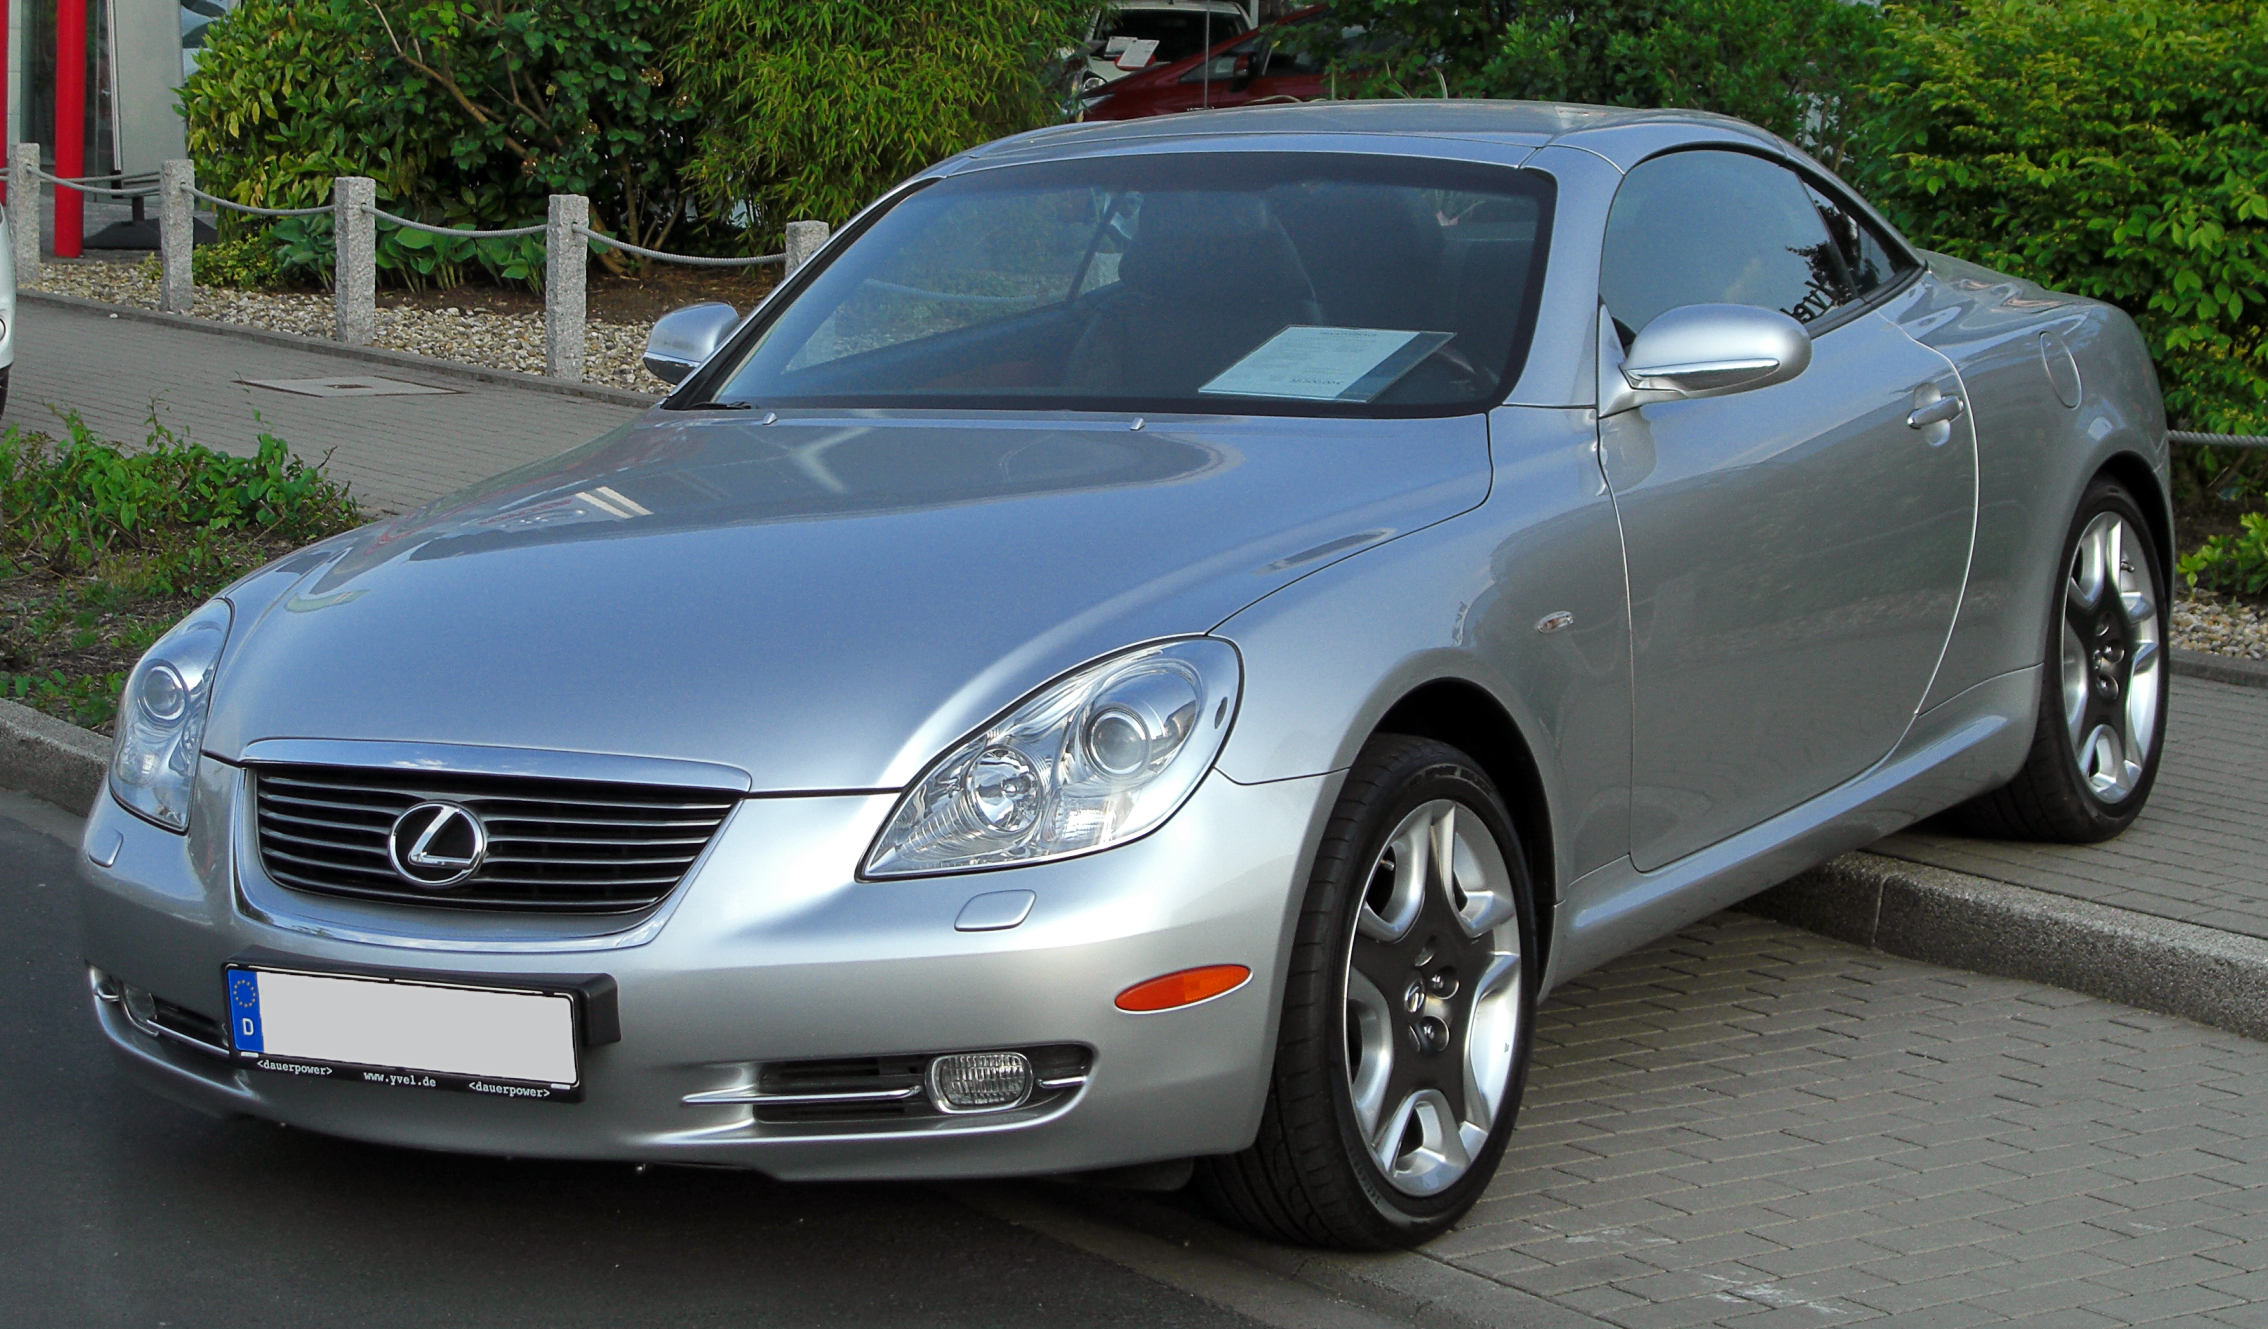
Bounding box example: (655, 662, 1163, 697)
(2181, 512, 2268, 594)
(1294, 0, 1883, 167)
(189, 233, 285, 291)
(1854, 0, 2268, 436)
(0, 412, 360, 587)
(181, 0, 706, 275)
(0, 414, 363, 731)
(671, 0, 1093, 241)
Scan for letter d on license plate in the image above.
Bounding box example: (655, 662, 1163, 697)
(226, 965, 583, 1101)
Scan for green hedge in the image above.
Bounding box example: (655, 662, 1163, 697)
(1851, 0, 2268, 437)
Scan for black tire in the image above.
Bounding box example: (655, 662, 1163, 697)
(1950, 477, 2169, 841)
(1197, 735, 1539, 1249)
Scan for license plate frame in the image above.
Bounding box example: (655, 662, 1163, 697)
(222, 951, 619, 1104)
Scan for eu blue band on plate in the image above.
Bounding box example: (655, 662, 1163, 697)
(226, 968, 263, 1053)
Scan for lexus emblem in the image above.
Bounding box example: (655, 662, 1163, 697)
(386, 801, 488, 888)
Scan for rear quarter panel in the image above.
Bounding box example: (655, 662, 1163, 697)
(1887, 254, 2170, 709)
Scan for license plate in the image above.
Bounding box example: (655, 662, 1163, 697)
(226, 965, 582, 1102)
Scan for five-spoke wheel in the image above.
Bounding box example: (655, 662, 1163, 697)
(1200, 736, 1536, 1249)
(1954, 476, 2169, 841)
(1343, 799, 1522, 1197)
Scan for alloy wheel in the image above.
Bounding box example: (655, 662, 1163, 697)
(1341, 799, 1522, 1197)
(2060, 512, 2162, 803)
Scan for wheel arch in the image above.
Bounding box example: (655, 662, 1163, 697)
(1372, 678, 1556, 980)
(2094, 450, 2174, 583)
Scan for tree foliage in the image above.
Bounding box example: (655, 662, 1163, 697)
(1852, 0, 2268, 436)
(670, 0, 1093, 243)
(181, 0, 704, 260)
(1301, 0, 1881, 167)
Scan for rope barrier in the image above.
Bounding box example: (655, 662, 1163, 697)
(363, 205, 545, 240)
(574, 224, 783, 267)
(28, 166, 155, 199)
(2171, 431, 2268, 451)
(186, 186, 331, 217)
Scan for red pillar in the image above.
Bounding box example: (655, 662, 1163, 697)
(55, 0, 85, 257)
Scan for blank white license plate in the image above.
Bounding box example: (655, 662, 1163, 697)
(226, 965, 580, 1099)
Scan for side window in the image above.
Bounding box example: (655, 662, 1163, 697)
(1805, 182, 1913, 301)
(1599, 151, 1852, 346)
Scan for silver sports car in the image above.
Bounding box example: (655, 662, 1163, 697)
(80, 103, 2170, 1249)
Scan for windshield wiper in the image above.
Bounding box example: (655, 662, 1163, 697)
(673, 399, 754, 411)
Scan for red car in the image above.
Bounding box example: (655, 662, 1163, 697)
(1083, 5, 1343, 121)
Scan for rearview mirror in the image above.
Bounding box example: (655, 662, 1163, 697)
(1607, 303, 1811, 414)
(643, 302, 741, 387)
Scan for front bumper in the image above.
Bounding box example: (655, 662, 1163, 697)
(77, 759, 1337, 1179)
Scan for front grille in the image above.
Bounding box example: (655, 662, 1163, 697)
(252, 763, 736, 913)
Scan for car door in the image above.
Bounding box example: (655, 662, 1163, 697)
(1594, 149, 1977, 872)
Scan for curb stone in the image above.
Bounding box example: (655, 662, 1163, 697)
(20, 290, 663, 410)
(1743, 849, 2268, 1042)
(0, 697, 108, 817)
(2171, 646, 2268, 690)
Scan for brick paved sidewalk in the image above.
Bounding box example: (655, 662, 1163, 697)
(1879, 675, 2268, 942)
(1445, 912, 2268, 1328)
(14, 297, 642, 514)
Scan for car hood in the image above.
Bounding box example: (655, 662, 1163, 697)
(207, 409, 1489, 791)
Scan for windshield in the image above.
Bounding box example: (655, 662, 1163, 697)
(690, 153, 1554, 418)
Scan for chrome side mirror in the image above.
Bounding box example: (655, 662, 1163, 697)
(1602, 303, 1812, 416)
(642, 302, 741, 386)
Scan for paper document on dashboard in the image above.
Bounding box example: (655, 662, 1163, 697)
(1201, 326, 1453, 403)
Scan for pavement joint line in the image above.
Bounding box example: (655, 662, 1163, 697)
(949, 1183, 1430, 1329)
(20, 289, 663, 410)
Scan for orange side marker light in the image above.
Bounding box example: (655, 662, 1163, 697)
(1115, 964, 1252, 1013)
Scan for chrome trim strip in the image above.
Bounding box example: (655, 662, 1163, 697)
(1035, 1074, 1088, 1091)
(682, 1084, 925, 1107)
(233, 739, 755, 793)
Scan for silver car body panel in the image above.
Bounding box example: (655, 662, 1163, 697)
(79, 102, 2171, 1177)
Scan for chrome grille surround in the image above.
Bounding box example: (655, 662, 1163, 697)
(250, 763, 737, 913)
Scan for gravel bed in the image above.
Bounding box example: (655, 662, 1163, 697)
(37, 258, 666, 394)
(2173, 586, 2268, 662)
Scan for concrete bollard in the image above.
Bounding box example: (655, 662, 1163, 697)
(544, 194, 588, 382)
(333, 175, 377, 345)
(158, 160, 195, 314)
(10, 143, 40, 289)
(783, 220, 830, 277)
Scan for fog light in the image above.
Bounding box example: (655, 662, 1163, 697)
(927, 1051, 1034, 1113)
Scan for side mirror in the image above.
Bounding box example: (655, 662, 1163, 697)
(1606, 303, 1811, 415)
(643, 302, 740, 386)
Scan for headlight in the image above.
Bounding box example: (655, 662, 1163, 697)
(109, 598, 232, 833)
(863, 638, 1240, 877)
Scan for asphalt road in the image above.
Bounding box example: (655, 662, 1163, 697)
(0, 804, 1274, 1329)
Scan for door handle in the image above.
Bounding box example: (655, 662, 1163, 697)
(1907, 395, 1965, 429)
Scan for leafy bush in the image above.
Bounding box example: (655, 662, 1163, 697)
(672, 0, 1093, 241)
(1295, 0, 1882, 167)
(264, 214, 547, 293)
(181, 0, 706, 277)
(0, 413, 359, 586)
(188, 233, 285, 291)
(1854, 0, 2268, 436)
(2181, 512, 2268, 594)
(0, 414, 363, 731)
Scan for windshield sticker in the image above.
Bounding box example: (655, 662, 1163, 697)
(1200, 327, 1455, 403)
(1114, 38, 1160, 68)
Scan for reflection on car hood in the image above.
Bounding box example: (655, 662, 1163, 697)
(207, 409, 1489, 791)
